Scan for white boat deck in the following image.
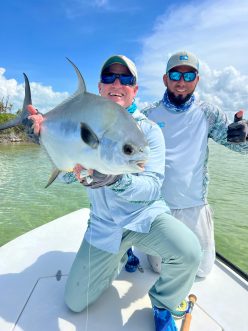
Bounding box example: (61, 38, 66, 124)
(0, 208, 247, 331)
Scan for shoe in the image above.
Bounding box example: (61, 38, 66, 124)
(153, 306, 178, 331)
(125, 248, 140, 272)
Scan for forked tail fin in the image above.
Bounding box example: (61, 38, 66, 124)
(0, 73, 32, 131)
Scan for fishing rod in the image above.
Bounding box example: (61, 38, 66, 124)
(181, 294, 197, 331)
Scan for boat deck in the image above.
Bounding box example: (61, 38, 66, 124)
(0, 208, 247, 331)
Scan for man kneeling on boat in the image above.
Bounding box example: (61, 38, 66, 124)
(27, 55, 201, 331)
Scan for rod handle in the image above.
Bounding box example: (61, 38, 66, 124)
(181, 313, 192, 331)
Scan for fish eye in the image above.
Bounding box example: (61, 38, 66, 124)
(123, 144, 134, 155)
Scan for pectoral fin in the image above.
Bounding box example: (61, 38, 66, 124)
(45, 168, 61, 188)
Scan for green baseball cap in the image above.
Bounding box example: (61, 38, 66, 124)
(100, 55, 138, 81)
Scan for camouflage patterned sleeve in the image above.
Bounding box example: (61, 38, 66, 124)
(59, 172, 78, 184)
(59, 170, 121, 188)
(81, 171, 122, 189)
(202, 102, 248, 154)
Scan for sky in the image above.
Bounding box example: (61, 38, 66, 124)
(1, 0, 248, 118)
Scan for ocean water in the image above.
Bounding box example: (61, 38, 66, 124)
(0, 142, 247, 273)
(207, 140, 248, 273)
(0, 143, 89, 245)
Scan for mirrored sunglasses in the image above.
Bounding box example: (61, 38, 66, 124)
(101, 73, 136, 86)
(169, 71, 197, 82)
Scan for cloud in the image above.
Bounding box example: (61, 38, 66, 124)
(63, 0, 139, 18)
(135, 97, 150, 111)
(136, 0, 248, 116)
(2, 0, 248, 118)
(0, 66, 150, 116)
(0, 68, 69, 114)
(198, 62, 248, 117)
(94, 0, 108, 7)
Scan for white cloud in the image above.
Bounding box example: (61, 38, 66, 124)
(198, 62, 248, 118)
(2, 0, 248, 118)
(62, 0, 142, 19)
(64, 0, 138, 18)
(136, 0, 248, 116)
(0, 68, 69, 114)
(94, 0, 108, 7)
(135, 97, 150, 111)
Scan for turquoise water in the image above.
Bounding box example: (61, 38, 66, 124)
(207, 141, 248, 273)
(0, 142, 247, 273)
(0, 143, 89, 245)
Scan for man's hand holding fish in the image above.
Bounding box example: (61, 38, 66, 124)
(26, 105, 122, 188)
(27, 104, 44, 135)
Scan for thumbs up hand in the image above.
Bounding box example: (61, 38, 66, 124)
(227, 110, 248, 143)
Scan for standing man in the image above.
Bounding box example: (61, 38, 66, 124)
(144, 51, 248, 278)
(28, 55, 201, 331)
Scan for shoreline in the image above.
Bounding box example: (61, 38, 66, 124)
(0, 133, 29, 144)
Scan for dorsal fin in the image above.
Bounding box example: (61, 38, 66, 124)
(66, 58, 86, 95)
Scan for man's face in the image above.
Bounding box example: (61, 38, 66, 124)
(163, 65, 199, 104)
(98, 63, 138, 108)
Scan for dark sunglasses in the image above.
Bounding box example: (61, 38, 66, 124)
(101, 73, 136, 86)
(169, 71, 197, 82)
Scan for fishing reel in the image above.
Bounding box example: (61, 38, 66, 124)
(171, 299, 189, 319)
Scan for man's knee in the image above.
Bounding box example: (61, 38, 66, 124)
(147, 254, 161, 273)
(183, 235, 202, 269)
(64, 285, 87, 313)
(65, 296, 86, 313)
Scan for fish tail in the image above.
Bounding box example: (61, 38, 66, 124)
(0, 117, 22, 130)
(0, 73, 33, 131)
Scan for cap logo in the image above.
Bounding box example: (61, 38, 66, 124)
(180, 55, 188, 61)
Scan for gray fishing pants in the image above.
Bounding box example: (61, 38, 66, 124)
(64, 213, 201, 313)
(148, 204, 215, 278)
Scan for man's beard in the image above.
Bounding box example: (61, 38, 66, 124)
(167, 89, 193, 107)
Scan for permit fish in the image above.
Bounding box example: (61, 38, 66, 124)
(0, 59, 149, 185)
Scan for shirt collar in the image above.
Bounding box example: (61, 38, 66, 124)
(162, 91, 195, 113)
